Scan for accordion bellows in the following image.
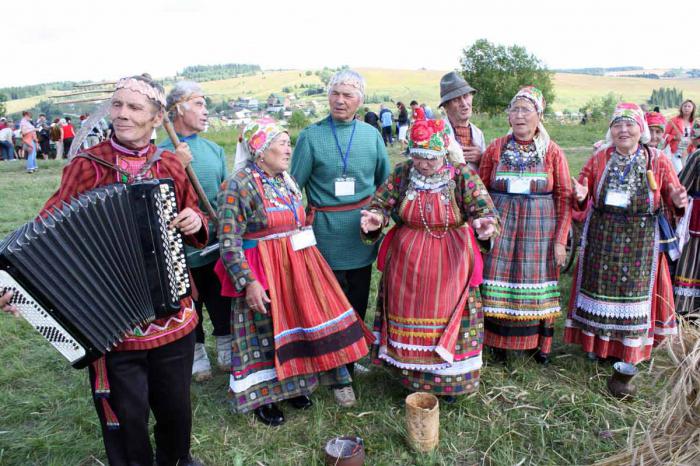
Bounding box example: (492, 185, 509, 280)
(0, 179, 191, 368)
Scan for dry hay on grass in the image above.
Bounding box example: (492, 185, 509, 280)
(596, 315, 700, 465)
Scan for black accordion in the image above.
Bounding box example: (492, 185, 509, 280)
(0, 179, 191, 369)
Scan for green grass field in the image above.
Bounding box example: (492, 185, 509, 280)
(0, 123, 665, 465)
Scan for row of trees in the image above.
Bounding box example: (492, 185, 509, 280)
(0, 81, 78, 101)
(177, 64, 261, 82)
(648, 87, 685, 109)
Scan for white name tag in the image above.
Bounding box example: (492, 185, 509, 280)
(290, 228, 317, 251)
(335, 178, 356, 197)
(508, 177, 531, 194)
(605, 189, 630, 208)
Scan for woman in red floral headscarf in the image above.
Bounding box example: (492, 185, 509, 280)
(361, 119, 499, 401)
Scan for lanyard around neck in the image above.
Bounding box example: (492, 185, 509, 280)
(329, 117, 357, 177)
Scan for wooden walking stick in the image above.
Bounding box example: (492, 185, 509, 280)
(161, 116, 219, 230)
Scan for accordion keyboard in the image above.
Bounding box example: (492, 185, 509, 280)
(155, 183, 189, 300)
(0, 271, 86, 364)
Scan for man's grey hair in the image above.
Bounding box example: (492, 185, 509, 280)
(166, 80, 205, 116)
(327, 69, 365, 100)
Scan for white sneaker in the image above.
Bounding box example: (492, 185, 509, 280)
(192, 343, 212, 382)
(333, 386, 357, 407)
(216, 335, 232, 371)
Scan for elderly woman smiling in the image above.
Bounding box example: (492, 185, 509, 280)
(216, 118, 372, 426)
(479, 86, 573, 365)
(565, 103, 687, 364)
(360, 119, 499, 400)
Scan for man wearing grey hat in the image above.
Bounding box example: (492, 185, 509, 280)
(439, 71, 485, 168)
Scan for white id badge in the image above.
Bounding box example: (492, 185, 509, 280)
(508, 177, 531, 194)
(335, 178, 355, 196)
(290, 228, 317, 251)
(605, 190, 630, 208)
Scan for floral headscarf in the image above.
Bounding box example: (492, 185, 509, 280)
(507, 86, 550, 160)
(234, 117, 287, 171)
(408, 119, 450, 159)
(604, 102, 650, 146)
(509, 85, 545, 115)
(645, 111, 666, 129)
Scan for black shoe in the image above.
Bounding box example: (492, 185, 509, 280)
(441, 395, 457, 404)
(534, 351, 550, 366)
(254, 403, 285, 426)
(288, 395, 313, 410)
(489, 347, 507, 364)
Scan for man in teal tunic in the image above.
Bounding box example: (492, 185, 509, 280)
(161, 81, 230, 382)
(291, 69, 390, 406)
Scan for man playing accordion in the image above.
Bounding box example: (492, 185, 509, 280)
(2, 74, 207, 466)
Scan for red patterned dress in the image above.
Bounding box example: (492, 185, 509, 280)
(217, 163, 373, 413)
(565, 146, 682, 363)
(365, 161, 498, 395)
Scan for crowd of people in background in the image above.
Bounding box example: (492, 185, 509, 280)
(0, 112, 110, 172)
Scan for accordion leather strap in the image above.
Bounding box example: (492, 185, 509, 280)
(76, 152, 132, 181)
(92, 357, 120, 430)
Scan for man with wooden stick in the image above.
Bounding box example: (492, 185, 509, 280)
(160, 80, 231, 382)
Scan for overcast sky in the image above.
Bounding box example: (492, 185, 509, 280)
(5, 0, 698, 87)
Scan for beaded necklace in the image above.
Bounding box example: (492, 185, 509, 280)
(501, 137, 540, 172)
(406, 165, 454, 239)
(607, 148, 645, 195)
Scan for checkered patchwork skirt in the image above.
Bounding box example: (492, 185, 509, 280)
(482, 193, 560, 352)
(228, 298, 352, 414)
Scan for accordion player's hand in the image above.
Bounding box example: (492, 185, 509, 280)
(170, 207, 203, 236)
(1, 290, 20, 317)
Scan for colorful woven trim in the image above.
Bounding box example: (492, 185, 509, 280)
(91, 357, 120, 430)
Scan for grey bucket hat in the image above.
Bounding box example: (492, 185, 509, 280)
(439, 71, 476, 107)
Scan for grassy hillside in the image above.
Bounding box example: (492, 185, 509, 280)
(5, 69, 700, 116)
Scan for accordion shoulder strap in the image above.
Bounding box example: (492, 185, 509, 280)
(76, 151, 132, 180)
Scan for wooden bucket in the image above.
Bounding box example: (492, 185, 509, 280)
(405, 392, 439, 452)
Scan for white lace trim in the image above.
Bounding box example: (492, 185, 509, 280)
(575, 293, 650, 319)
(674, 287, 700, 298)
(378, 345, 482, 375)
(483, 306, 560, 318)
(570, 314, 649, 333)
(388, 339, 436, 352)
(482, 280, 559, 290)
(229, 369, 277, 393)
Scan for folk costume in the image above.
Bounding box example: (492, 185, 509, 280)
(41, 76, 208, 465)
(291, 111, 390, 339)
(565, 103, 682, 364)
(674, 137, 700, 316)
(160, 130, 232, 372)
(217, 119, 373, 414)
(479, 87, 572, 358)
(365, 119, 499, 396)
